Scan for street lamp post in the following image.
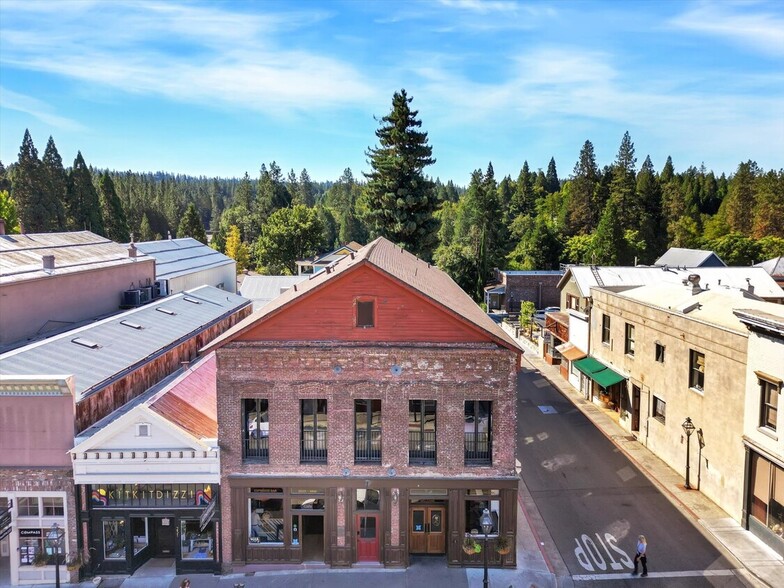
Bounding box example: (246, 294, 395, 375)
(46, 523, 65, 588)
(480, 508, 493, 588)
(696, 428, 705, 491)
(682, 417, 696, 490)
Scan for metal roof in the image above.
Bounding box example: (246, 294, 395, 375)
(239, 275, 308, 307)
(604, 283, 784, 332)
(562, 266, 784, 299)
(1, 231, 150, 284)
(755, 256, 784, 278)
(0, 285, 249, 401)
(654, 247, 725, 267)
(501, 270, 564, 276)
(133, 238, 234, 280)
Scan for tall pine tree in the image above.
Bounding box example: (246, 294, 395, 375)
(565, 140, 600, 236)
(98, 172, 129, 242)
(609, 131, 638, 229)
(65, 151, 104, 233)
(40, 136, 67, 230)
(635, 156, 664, 263)
(363, 89, 438, 259)
(178, 202, 208, 244)
(12, 130, 59, 233)
(545, 157, 560, 194)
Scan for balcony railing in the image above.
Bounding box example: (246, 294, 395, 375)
(409, 431, 436, 465)
(243, 435, 269, 462)
(301, 431, 328, 463)
(354, 429, 382, 463)
(464, 432, 492, 465)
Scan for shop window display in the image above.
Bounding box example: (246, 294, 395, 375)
(249, 497, 284, 544)
(181, 520, 214, 559)
(103, 519, 126, 559)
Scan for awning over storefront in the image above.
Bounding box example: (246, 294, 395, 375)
(573, 357, 626, 388)
(554, 342, 587, 361)
(484, 285, 506, 295)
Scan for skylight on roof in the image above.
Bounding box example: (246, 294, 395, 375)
(183, 297, 202, 304)
(72, 337, 100, 349)
(120, 320, 144, 330)
(156, 307, 177, 316)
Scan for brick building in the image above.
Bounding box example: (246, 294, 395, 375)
(203, 237, 522, 570)
(484, 269, 563, 314)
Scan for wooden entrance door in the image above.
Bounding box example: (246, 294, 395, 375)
(409, 506, 446, 554)
(355, 514, 379, 562)
(632, 385, 641, 432)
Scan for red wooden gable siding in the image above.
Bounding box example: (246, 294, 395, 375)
(237, 264, 491, 344)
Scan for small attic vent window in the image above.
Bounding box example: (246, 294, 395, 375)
(136, 423, 151, 437)
(156, 307, 177, 316)
(183, 297, 201, 305)
(120, 320, 144, 330)
(72, 337, 100, 349)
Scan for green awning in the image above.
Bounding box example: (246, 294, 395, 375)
(592, 366, 627, 388)
(574, 356, 627, 388)
(573, 357, 607, 376)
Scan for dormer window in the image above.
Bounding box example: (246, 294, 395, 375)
(356, 298, 375, 328)
(136, 423, 151, 437)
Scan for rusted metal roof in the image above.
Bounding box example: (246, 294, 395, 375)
(203, 237, 521, 355)
(149, 353, 217, 439)
(0, 231, 149, 283)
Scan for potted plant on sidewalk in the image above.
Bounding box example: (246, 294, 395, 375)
(463, 536, 481, 555)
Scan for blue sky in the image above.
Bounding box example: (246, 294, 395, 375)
(1, 0, 782, 185)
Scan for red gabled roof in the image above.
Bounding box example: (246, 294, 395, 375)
(149, 353, 217, 439)
(201, 237, 521, 356)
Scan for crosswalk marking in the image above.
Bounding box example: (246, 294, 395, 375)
(573, 569, 738, 581)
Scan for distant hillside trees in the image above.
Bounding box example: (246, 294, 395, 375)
(4, 120, 782, 301)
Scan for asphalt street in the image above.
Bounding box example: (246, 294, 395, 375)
(516, 360, 746, 587)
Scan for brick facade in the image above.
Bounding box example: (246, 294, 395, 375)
(217, 341, 518, 569)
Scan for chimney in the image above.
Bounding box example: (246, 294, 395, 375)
(687, 273, 701, 295)
(128, 242, 137, 258)
(0, 218, 5, 235)
(42, 255, 55, 271)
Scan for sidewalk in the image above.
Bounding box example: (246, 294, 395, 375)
(513, 331, 784, 588)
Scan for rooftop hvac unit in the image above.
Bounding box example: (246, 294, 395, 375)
(140, 286, 153, 304)
(154, 280, 168, 298)
(121, 289, 142, 308)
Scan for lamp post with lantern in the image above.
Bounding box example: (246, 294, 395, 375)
(46, 523, 65, 588)
(682, 417, 696, 489)
(480, 508, 494, 588)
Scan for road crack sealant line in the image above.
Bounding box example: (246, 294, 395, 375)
(522, 355, 750, 577)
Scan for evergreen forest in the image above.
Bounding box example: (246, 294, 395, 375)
(2, 90, 782, 302)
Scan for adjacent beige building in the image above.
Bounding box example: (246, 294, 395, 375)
(589, 277, 782, 522)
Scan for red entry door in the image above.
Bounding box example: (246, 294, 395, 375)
(355, 514, 379, 562)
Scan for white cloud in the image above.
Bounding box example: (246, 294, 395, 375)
(669, 2, 784, 57)
(0, 1, 377, 115)
(0, 86, 85, 131)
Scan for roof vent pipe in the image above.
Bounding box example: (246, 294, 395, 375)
(167, 231, 172, 240)
(0, 218, 5, 235)
(687, 273, 701, 295)
(42, 254, 55, 271)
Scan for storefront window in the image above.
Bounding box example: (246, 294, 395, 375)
(19, 537, 43, 566)
(131, 517, 148, 554)
(355, 489, 380, 510)
(750, 454, 784, 541)
(249, 498, 284, 544)
(181, 520, 214, 559)
(17, 497, 39, 516)
(465, 497, 500, 536)
(42, 497, 64, 517)
(103, 519, 126, 559)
